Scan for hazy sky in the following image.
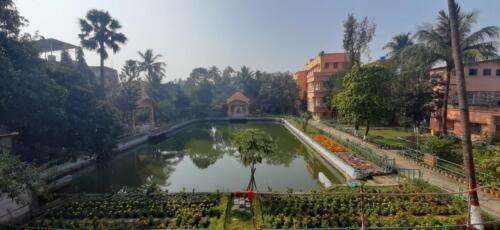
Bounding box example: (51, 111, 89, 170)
(17, 0, 499, 80)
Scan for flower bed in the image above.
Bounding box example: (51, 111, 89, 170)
(30, 193, 228, 229)
(258, 184, 467, 229)
(313, 134, 348, 152)
(312, 134, 382, 174)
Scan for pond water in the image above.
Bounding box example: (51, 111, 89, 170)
(66, 122, 345, 193)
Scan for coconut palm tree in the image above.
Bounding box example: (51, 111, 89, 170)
(415, 6, 499, 134)
(138, 49, 166, 101)
(138, 49, 166, 78)
(447, 1, 483, 227)
(79, 9, 127, 99)
(383, 33, 414, 59)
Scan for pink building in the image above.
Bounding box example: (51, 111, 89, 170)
(296, 52, 349, 120)
(430, 59, 500, 141)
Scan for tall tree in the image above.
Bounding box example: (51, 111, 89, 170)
(342, 14, 376, 65)
(79, 9, 127, 99)
(117, 60, 142, 126)
(415, 7, 499, 134)
(383, 33, 414, 59)
(75, 47, 95, 81)
(334, 64, 392, 138)
(138, 49, 166, 101)
(0, 0, 26, 36)
(447, 0, 483, 227)
(237, 66, 260, 99)
(60, 49, 74, 67)
(397, 44, 435, 134)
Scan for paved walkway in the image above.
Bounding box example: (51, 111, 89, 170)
(309, 120, 500, 218)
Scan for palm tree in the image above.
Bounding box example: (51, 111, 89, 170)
(415, 6, 499, 134)
(138, 49, 166, 78)
(138, 49, 166, 101)
(383, 33, 414, 59)
(79, 9, 127, 99)
(447, 1, 483, 227)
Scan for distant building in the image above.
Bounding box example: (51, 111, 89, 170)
(227, 92, 250, 117)
(90, 66, 119, 99)
(295, 52, 349, 120)
(132, 81, 156, 131)
(430, 59, 500, 141)
(33, 38, 119, 100)
(33, 38, 79, 62)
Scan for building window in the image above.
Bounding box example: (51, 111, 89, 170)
(483, 69, 491, 76)
(468, 68, 478, 76)
(446, 120, 454, 131)
(496, 69, 500, 76)
(470, 123, 482, 135)
(324, 63, 329, 69)
(333, 63, 338, 69)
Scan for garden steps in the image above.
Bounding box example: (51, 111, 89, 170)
(308, 120, 500, 218)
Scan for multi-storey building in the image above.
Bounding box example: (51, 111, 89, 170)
(430, 59, 500, 141)
(296, 52, 349, 120)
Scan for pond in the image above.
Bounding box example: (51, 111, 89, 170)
(65, 122, 345, 193)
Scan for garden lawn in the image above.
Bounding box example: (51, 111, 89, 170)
(321, 121, 418, 149)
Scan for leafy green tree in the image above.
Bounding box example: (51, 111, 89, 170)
(138, 49, 166, 101)
(184, 68, 214, 117)
(334, 64, 392, 138)
(75, 47, 95, 83)
(415, 5, 499, 134)
(0, 151, 43, 202)
(116, 60, 142, 126)
(232, 129, 275, 191)
(60, 49, 74, 67)
(79, 9, 127, 99)
(0, 0, 26, 36)
(90, 101, 122, 162)
(255, 72, 298, 115)
(342, 14, 376, 65)
(300, 112, 312, 132)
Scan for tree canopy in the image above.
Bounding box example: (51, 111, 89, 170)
(334, 64, 392, 136)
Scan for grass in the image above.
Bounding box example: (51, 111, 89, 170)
(321, 120, 420, 149)
(208, 193, 230, 229)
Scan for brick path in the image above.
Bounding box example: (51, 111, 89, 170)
(309, 120, 500, 217)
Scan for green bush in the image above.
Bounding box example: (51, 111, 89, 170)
(422, 136, 455, 158)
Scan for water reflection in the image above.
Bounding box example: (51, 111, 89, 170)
(67, 122, 345, 193)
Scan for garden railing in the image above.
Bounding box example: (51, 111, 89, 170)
(399, 147, 495, 186)
(396, 167, 423, 180)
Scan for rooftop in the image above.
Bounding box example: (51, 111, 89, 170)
(33, 38, 79, 53)
(227, 92, 250, 103)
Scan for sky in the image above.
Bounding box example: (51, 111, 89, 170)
(16, 0, 500, 80)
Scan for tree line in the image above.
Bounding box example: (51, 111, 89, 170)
(329, 5, 499, 138)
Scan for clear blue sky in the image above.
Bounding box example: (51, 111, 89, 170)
(17, 0, 499, 80)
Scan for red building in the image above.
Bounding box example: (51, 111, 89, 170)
(430, 59, 500, 141)
(295, 52, 349, 120)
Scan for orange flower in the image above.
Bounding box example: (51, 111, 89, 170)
(312, 135, 347, 152)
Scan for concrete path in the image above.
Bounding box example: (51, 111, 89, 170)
(309, 120, 500, 218)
